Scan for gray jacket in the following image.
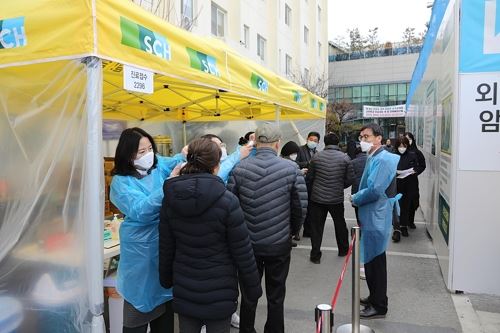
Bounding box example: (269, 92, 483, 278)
(228, 148, 308, 256)
(309, 145, 355, 205)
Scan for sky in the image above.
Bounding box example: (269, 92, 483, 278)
(328, 0, 433, 44)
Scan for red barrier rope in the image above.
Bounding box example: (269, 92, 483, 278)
(330, 233, 356, 312)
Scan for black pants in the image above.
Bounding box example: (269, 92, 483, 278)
(309, 201, 349, 259)
(178, 314, 230, 333)
(240, 252, 291, 333)
(122, 301, 174, 333)
(364, 252, 388, 314)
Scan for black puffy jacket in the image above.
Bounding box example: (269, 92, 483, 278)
(308, 145, 355, 205)
(159, 173, 262, 320)
(227, 148, 308, 256)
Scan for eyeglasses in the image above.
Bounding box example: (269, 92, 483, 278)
(358, 134, 374, 141)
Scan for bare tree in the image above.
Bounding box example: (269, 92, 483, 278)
(402, 27, 421, 47)
(347, 28, 366, 52)
(366, 27, 380, 51)
(326, 100, 355, 136)
(132, 0, 202, 32)
(291, 70, 328, 98)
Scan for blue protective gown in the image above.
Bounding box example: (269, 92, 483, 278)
(352, 148, 400, 264)
(217, 145, 256, 183)
(110, 154, 185, 313)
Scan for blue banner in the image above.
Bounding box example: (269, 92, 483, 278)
(460, 0, 500, 72)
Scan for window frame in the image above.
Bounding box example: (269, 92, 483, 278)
(304, 26, 309, 44)
(285, 3, 292, 26)
(211, 2, 226, 38)
(243, 24, 250, 48)
(257, 34, 267, 61)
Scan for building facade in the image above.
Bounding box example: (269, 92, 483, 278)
(328, 45, 421, 140)
(132, 0, 328, 85)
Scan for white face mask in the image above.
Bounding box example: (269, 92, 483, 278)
(398, 147, 407, 154)
(307, 141, 318, 149)
(134, 151, 154, 172)
(360, 141, 373, 153)
(289, 153, 298, 161)
(220, 147, 228, 161)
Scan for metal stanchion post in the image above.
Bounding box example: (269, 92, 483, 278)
(315, 304, 333, 333)
(337, 227, 374, 333)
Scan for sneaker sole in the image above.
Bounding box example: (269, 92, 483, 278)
(360, 314, 386, 319)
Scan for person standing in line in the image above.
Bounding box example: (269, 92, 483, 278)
(110, 128, 186, 333)
(159, 138, 262, 333)
(295, 131, 321, 238)
(393, 136, 420, 240)
(308, 133, 354, 263)
(228, 123, 307, 333)
(280, 140, 307, 247)
(351, 123, 400, 319)
(384, 139, 394, 153)
(404, 132, 426, 229)
(350, 142, 367, 225)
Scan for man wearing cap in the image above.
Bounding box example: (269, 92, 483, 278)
(228, 123, 308, 333)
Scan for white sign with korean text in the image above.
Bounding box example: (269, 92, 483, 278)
(458, 73, 500, 171)
(362, 104, 406, 118)
(123, 65, 153, 94)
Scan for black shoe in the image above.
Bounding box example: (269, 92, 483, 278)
(293, 234, 301, 241)
(360, 297, 370, 306)
(360, 305, 386, 319)
(409, 222, 416, 229)
(392, 231, 401, 242)
(291, 241, 298, 247)
(338, 250, 348, 257)
(401, 227, 409, 237)
(302, 231, 311, 238)
(310, 257, 321, 264)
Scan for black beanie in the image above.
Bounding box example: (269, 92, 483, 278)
(280, 141, 300, 157)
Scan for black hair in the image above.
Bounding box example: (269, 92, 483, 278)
(324, 132, 340, 146)
(238, 131, 255, 145)
(201, 133, 223, 143)
(395, 136, 410, 155)
(180, 138, 221, 175)
(360, 123, 383, 137)
(307, 131, 321, 141)
(280, 141, 300, 157)
(112, 127, 158, 177)
(404, 132, 417, 148)
(346, 140, 358, 160)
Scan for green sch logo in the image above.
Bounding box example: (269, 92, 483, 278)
(186, 47, 221, 76)
(310, 98, 318, 109)
(319, 101, 325, 111)
(250, 73, 269, 93)
(292, 90, 302, 102)
(0, 17, 27, 49)
(120, 17, 170, 60)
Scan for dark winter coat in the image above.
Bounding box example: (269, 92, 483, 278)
(308, 145, 355, 205)
(408, 144, 426, 175)
(159, 173, 262, 320)
(351, 152, 368, 194)
(227, 148, 308, 256)
(295, 144, 316, 169)
(395, 150, 420, 197)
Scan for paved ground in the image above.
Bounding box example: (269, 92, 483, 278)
(227, 198, 500, 333)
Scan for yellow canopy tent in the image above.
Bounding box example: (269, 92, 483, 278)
(0, 1, 324, 332)
(0, 0, 326, 123)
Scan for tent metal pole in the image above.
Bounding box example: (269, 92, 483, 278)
(275, 105, 281, 125)
(83, 56, 105, 332)
(183, 121, 187, 146)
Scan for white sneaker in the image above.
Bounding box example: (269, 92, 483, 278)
(200, 325, 206, 333)
(231, 312, 240, 328)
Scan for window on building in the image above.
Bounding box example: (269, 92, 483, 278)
(318, 5, 321, 23)
(304, 68, 309, 79)
(243, 25, 249, 48)
(318, 41, 322, 57)
(257, 34, 266, 61)
(181, 0, 194, 28)
(285, 4, 291, 26)
(304, 26, 309, 44)
(343, 87, 353, 99)
(285, 54, 292, 76)
(211, 2, 226, 37)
